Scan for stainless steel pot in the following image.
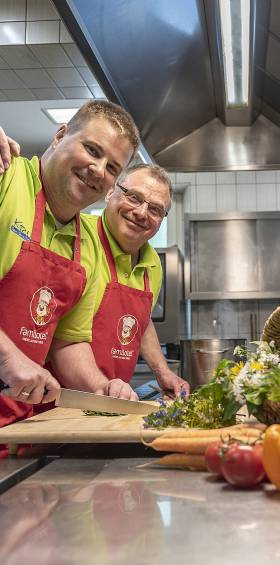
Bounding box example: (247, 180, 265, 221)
(180, 339, 246, 391)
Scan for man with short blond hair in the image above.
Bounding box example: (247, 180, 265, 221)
(0, 100, 140, 450)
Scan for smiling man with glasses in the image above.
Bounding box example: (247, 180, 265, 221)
(116, 181, 169, 220)
(74, 163, 190, 399)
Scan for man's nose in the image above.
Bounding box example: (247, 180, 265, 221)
(133, 200, 149, 218)
(89, 160, 106, 178)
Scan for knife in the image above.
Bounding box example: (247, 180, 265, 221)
(0, 379, 158, 416)
(56, 388, 158, 415)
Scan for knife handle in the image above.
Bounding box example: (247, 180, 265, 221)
(0, 379, 48, 395)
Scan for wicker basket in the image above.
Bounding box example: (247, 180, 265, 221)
(255, 400, 280, 425)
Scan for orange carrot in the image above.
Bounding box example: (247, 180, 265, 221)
(156, 453, 207, 470)
(144, 429, 263, 454)
(146, 436, 220, 454)
(160, 424, 265, 439)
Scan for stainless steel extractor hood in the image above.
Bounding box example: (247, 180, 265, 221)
(53, 0, 280, 171)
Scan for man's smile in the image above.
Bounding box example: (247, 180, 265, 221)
(75, 171, 98, 190)
(123, 215, 148, 231)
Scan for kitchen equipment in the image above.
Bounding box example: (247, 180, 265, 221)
(55, 388, 156, 415)
(0, 380, 157, 416)
(185, 213, 280, 300)
(180, 338, 246, 391)
(152, 246, 185, 344)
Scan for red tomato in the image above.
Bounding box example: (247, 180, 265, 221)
(205, 441, 224, 476)
(221, 443, 265, 487)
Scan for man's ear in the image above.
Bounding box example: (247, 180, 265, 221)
(52, 123, 68, 147)
(105, 187, 115, 203)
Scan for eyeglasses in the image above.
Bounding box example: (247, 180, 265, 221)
(116, 183, 168, 220)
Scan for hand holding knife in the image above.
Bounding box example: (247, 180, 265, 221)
(0, 379, 157, 416)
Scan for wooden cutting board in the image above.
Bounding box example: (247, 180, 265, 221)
(0, 407, 165, 445)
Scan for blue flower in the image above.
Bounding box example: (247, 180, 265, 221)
(159, 398, 167, 407)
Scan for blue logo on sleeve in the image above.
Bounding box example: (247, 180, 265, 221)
(10, 219, 31, 241)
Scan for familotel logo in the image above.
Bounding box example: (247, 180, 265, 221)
(20, 326, 48, 345)
(30, 287, 57, 326)
(117, 315, 138, 346)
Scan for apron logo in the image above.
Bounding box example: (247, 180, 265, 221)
(117, 315, 138, 345)
(30, 287, 57, 326)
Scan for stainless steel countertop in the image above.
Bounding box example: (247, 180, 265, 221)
(0, 457, 279, 565)
(0, 459, 37, 481)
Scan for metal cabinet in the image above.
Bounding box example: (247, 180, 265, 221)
(185, 212, 280, 300)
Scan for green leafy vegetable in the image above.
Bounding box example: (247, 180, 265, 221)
(143, 341, 280, 429)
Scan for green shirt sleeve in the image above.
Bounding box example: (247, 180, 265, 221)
(149, 249, 163, 307)
(0, 157, 17, 205)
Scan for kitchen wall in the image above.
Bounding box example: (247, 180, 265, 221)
(166, 170, 280, 343)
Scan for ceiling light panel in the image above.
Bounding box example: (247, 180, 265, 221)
(219, 0, 250, 107)
(42, 107, 79, 124)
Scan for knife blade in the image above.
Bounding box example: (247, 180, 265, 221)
(55, 388, 158, 415)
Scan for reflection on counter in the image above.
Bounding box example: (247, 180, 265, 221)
(0, 458, 280, 565)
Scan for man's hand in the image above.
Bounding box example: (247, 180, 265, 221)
(0, 127, 20, 173)
(156, 369, 190, 398)
(104, 379, 139, 401)
(48, 340, 139, 400)
(0, 347, 60, 404)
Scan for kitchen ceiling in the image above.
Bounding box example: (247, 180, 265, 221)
(53, 0, 280, 171)
(1, 0, 280, 171)
(0, 0, 105, 157)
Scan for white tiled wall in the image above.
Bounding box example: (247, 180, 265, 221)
(169, 170, 280, 215)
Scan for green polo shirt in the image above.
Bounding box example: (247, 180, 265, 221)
(0, 156, 101, 342)
(81, 211, 162, 316)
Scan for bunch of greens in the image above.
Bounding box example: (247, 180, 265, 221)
(143, 341, 280, 429)
(221, 341, 280, 420)
(143, 388, 228, 429)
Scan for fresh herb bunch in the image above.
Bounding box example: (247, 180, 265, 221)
(143, 388, 227, 429)
(218, 340, 280, 421)
(143, 341, 280, 429)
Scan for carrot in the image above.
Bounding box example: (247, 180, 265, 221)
(230, 429, 264, 440)
(156, 453, 207, 470)
(138, 453, 206, 470)
(145, 436, 220, 454)
(160, 425, 249, 439)
(143, 429, 263, 454)
(160, 424, 265, 439)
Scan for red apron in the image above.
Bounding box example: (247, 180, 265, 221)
(91, 217, 153, 383)
(0, 187, 86, 455)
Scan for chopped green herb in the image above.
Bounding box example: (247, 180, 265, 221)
(83, 410, 123, 417)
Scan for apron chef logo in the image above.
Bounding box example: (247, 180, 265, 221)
(117, 315, 138, 345)
(30, 287, 57, 326)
